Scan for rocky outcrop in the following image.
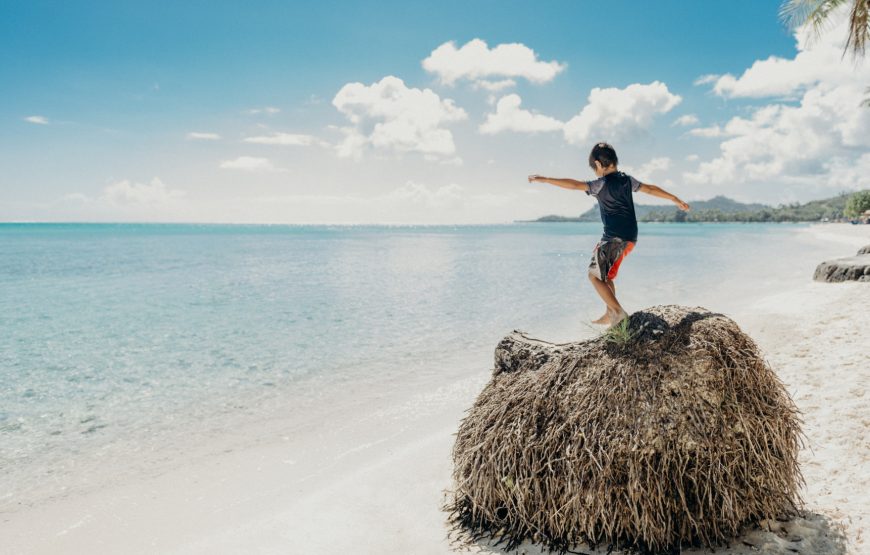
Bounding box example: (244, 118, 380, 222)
(814, 255, 870, 282)
(857, 245, 870, 256)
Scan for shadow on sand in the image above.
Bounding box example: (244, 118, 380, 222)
(468, 511, 849, 555)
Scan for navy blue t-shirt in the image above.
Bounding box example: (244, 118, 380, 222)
(585, 171, 642, 242)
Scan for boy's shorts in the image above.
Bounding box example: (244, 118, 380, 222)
(588, 238, 635, 281)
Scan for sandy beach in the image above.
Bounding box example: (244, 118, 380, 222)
(2, 224, 868, 555)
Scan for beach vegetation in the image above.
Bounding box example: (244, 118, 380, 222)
(845, 190, 870, 217)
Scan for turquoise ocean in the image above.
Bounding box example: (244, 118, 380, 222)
(0, 222, 837, 509)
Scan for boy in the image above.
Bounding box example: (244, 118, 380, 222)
(528, 142, 690, 327)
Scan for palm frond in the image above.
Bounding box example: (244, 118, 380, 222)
(780, 0, 869, 58)
(780, 0, 849, 33)
(845, 0, 870, 56)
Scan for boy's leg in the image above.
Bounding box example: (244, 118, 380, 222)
(588, 240, 629, 325)
(592, 279, 616, 324)
(588, 273, 627, 323)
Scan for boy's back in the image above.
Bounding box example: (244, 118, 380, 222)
(586, 171, 641, 242)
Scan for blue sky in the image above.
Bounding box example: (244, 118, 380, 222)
(2, 0, 868, 223)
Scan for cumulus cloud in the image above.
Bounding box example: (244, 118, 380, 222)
(684, 84, 870, 189)
(686, 6, 870, 196)
(422, 39, 566, 86)
(701, 6, 862, 98)
(24, 115, 49, 125)
(672, 114, 699, 127)
(186, 132, 220, 140)
(219, 156, 280, 172)
(331, 75, 467, 160)
(243, 132, 326, 146)
(479, 94, 564, 135)
(562, 81, 682, 145)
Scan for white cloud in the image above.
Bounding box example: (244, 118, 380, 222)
(472, 79, 517, 92)
(687, 125, 724, 138)
(684, 84, 870, 189)
(632, 157, 672, 179)
(422, 39, 566, 86)
(562, 81, 682, 145)
(219, 156, 280, 172)
(186, 132, 221, 140)
(24, 115, 49, 125)
(686, 154, 700, 162)
(479, 94, 564, 135)
(693, 74, 720, 86)
(245, 106, 281, 115)
(331, 75, 467, 160)
(53, 178, 189, 222)
(685, 7, 870, 196)
(702, 5, 861, 98)
(243, 132, 326, 146)
(102, 178, 186, 205)
(672, 114, 699, 127)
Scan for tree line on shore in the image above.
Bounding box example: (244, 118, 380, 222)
(532, 190, 870, 223)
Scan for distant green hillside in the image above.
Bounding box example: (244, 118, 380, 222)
(531, 192, 857, 223)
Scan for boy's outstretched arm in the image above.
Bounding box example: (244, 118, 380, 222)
(637, 183, 690, 211)
(528, 175, 589, 191)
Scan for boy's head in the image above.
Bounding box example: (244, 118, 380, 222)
(589, 142, 618, 176)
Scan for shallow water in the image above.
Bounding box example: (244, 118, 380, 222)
(0, 222, 839, 509)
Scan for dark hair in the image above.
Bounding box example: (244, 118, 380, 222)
(589, 142, 618, 170)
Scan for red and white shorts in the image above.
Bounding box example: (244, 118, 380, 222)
(588, 238, 635, 281)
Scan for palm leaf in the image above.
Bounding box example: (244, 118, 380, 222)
(780, 0, 870, 57)
(845, 0, 870, 56)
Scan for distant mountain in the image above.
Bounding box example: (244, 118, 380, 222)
(528, 193, 856, 223)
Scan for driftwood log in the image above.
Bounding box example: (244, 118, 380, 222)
(446, 305, 803, 554)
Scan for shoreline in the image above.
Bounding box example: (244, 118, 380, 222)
(2, 224, 868, 554)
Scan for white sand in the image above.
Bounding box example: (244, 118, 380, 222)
(2, 224, 868, 555)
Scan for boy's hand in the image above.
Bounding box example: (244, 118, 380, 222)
(528, 174, 544, 183)
(676, 199, 690, 211)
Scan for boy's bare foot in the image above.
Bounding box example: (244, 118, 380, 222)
(591, 312, 611, 325)
(607, 308, 629, 329)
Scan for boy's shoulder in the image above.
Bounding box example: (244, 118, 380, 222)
(587, 171, 640, 196)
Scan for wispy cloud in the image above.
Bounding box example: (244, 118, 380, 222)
(24, 115, 49, 125)
(244, 106, 281, 115)
(65, 178, 186, 206)
(219, 156, 281, 172)
(243, 132, 327, 146)
(672, 114, 699, 127)
(186, 132, 221, 140)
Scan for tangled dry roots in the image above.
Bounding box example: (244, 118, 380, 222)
(445, 305, 803, 554)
